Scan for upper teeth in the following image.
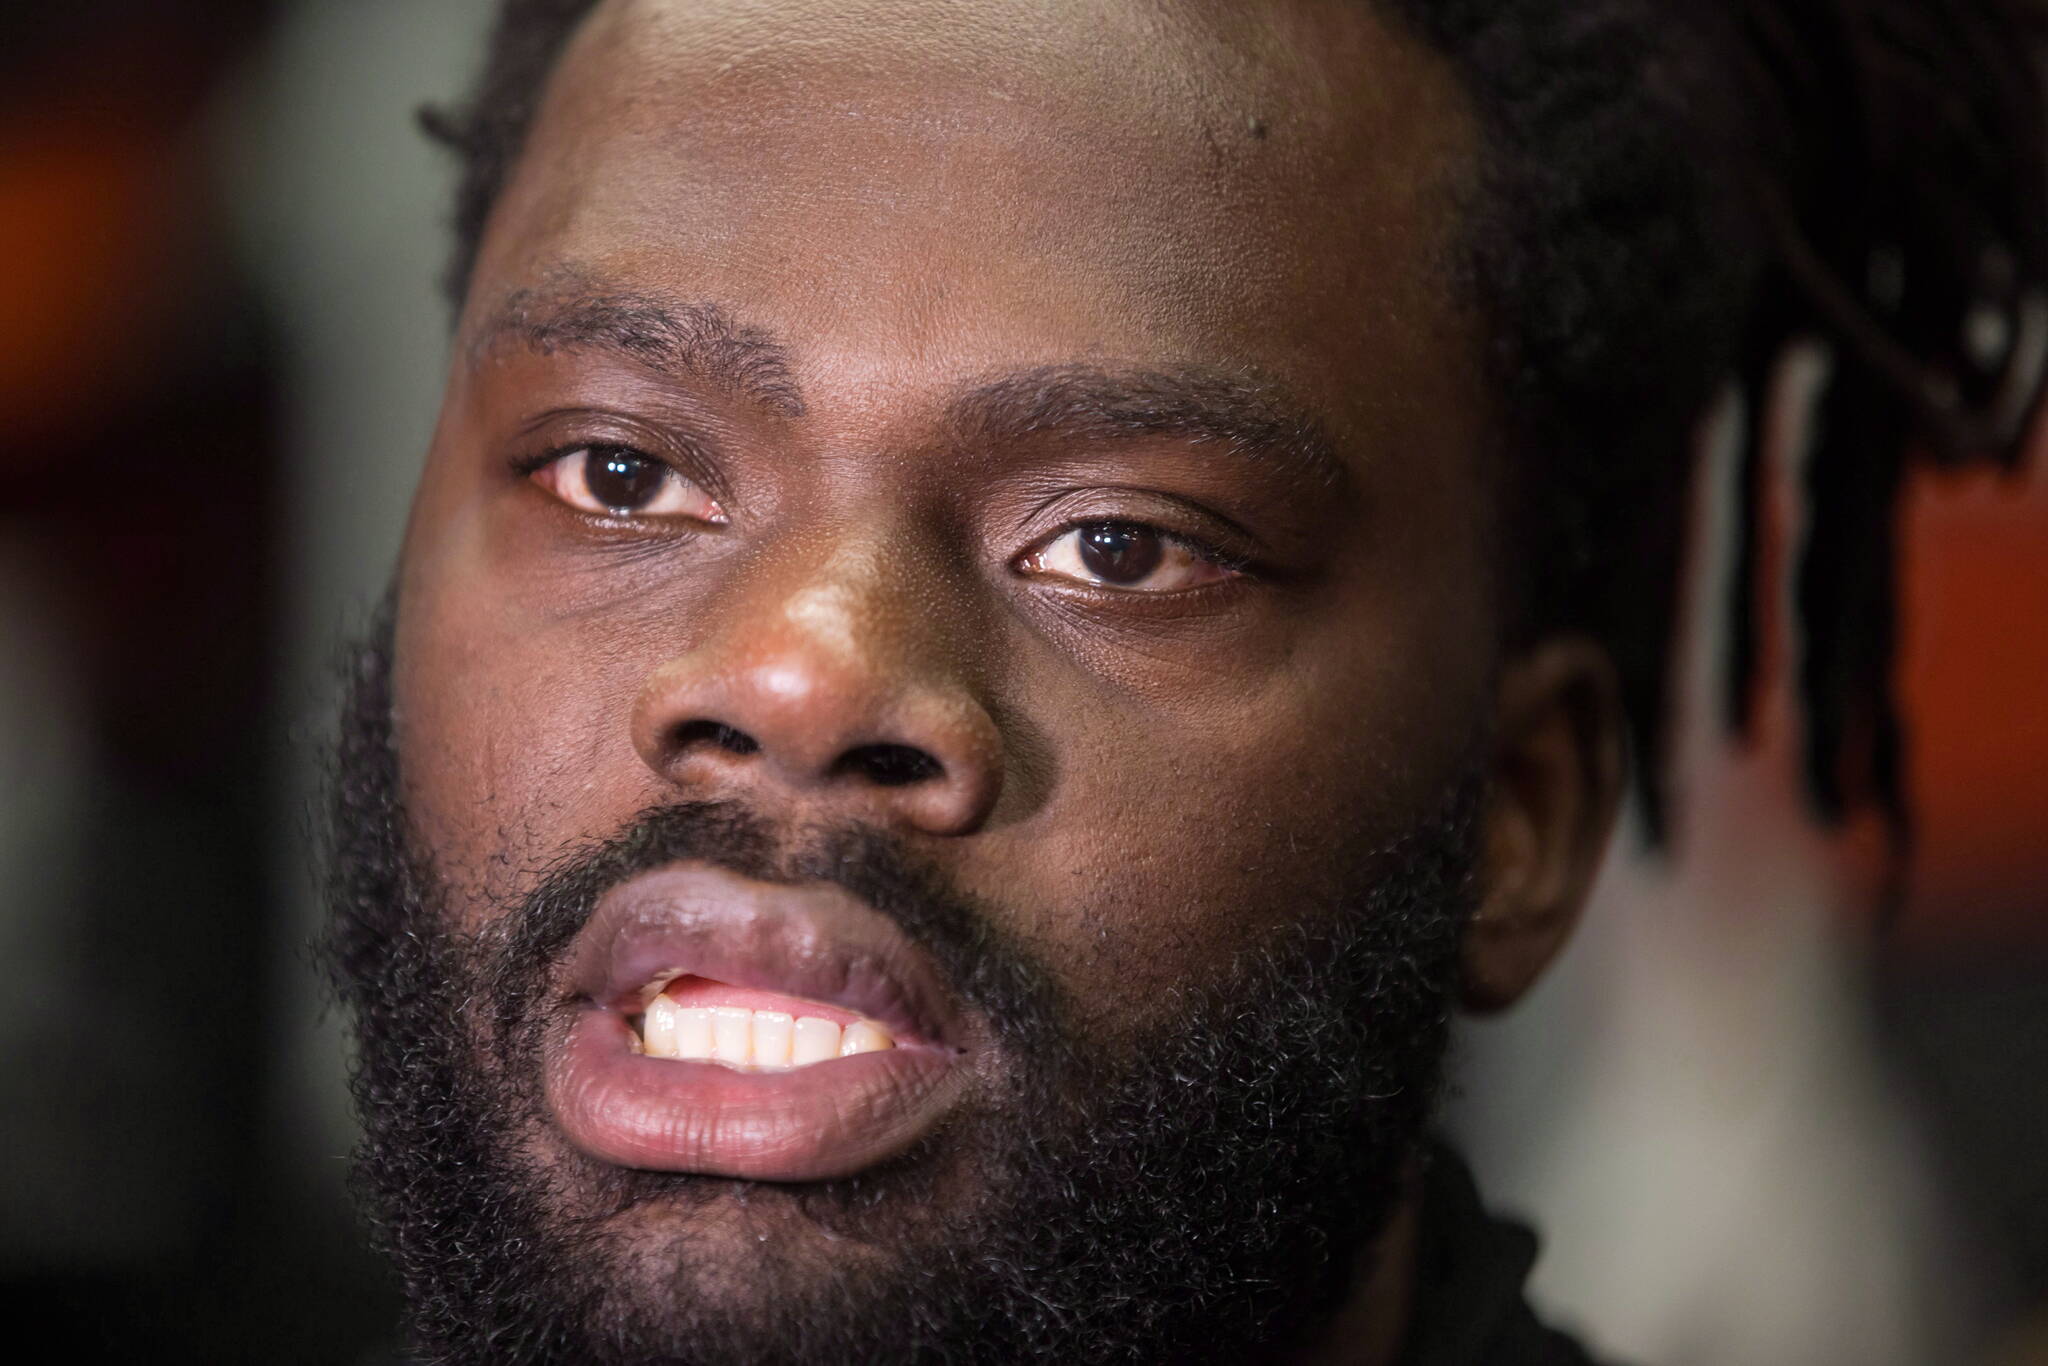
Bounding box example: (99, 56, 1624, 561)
(639, 997, 894, 1069)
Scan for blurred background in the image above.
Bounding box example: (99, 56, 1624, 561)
(0, 2, 2041, 1362)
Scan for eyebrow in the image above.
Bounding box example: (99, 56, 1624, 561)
(473, 281, 1345, 486)
(946, 364, 1348, 491)
(471, 282, 806, 418)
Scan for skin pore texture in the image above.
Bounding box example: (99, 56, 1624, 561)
(339, 0, 1628, 1361)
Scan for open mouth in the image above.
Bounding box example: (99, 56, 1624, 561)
(631, 975, 897, 1068)
(542, 863, 974, 1182)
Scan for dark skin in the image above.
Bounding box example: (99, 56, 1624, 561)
(393, 0, 1625, 1358)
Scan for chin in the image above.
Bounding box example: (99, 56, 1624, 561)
(594, 1190, 906, 1317)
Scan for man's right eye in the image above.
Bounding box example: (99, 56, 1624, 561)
(529, 445, 727, 523)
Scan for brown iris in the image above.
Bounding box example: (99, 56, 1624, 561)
(584, 447, 668, 512)
(1076, 522, 1165, 585)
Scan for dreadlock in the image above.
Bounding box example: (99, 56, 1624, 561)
(422, 0, 2048, 872)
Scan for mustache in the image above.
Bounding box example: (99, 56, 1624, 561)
(476, 799, 1068, 1061)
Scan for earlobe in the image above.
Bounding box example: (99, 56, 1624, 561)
(1461, 636, 1626, 1013)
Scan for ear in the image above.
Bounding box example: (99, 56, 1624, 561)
(1462, 636, 1627, 1013)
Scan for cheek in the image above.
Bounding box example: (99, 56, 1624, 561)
(963, 631, 1477, 1032)
(393, 561, 661, 920)
(394, 396, 725, 916)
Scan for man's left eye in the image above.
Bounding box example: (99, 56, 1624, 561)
(1016, 521, 1232, 592)
(529, 445, 727, 523)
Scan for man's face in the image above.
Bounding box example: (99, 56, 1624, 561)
(344, 0, 1515, 1359)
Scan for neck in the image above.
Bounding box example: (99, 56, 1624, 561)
(1296, 1153, 1424, 1366)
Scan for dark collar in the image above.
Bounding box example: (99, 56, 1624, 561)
(1396, 1141, 1614, 1366)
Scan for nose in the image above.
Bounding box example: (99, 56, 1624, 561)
(628, 550, 1003, 836)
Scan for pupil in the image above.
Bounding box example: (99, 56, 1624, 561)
(584, 448, 665, 511)
(1077, 523, 1163, 584)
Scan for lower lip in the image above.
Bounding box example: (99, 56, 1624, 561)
(545, 1008, 962, 1181)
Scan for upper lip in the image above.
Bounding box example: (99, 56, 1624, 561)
(566, 862, 970, 1052)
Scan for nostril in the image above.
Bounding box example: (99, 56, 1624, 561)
(835, 743, 943, 787)
(672, 719, 761, 757)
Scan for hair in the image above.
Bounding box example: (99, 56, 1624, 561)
(421, 0, 2048, 881)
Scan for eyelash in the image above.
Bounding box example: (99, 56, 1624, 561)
(1016, 520, 1251, 596)
(513, 443, 1255, 592)
(513, 440, 728, 520)
(510, 440, 648, 481)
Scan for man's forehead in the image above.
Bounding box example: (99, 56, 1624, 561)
(464, 0, 1484, 451)
(583, 0, 1430, 126)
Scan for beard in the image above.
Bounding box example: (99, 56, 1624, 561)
(322, 613, 1480, 1365)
